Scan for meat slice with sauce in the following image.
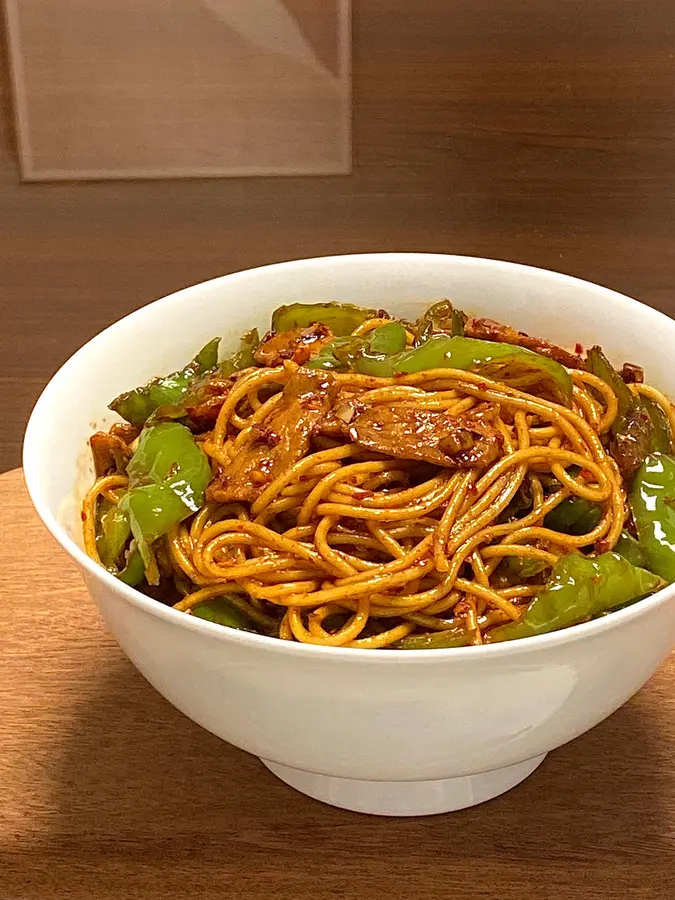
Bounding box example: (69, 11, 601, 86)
(253, 324, 333, 367)
(464, 316, 583, 369)
(349, 404, 503, 469)
(207, 369, 338, 504)
(90, 431, 134, 476)
(316, 393, 365, 439)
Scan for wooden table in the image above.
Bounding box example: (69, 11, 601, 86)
(1, 467, 674, 899)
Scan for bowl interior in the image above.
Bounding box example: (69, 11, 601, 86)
(24, 252, 675, 563)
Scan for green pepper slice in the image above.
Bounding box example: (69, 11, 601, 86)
(116, 423, 212, 574)
(641, 395, 675, 455)
(613, 530, 648, 569)
(147, 330, 260, 426)
(110, 338, 220, 426)
(488, 552, 661, 643)
(498, 555, 551, 582)
(271, 302, 378, 336)
(332, 322, 408, 376)
(543, 497, 603, 536)
(307, 322, 408, 374)
(395, 625, 472, 650)
(191, 596, 256, 631)
(96, 503, 132, 569)
(373, 335, 572, 405)
(116, 546, 145, 586)
(304, 338, 350, 371)
(629, 452, 675, 582)
(414, 300, 465, 343)
(126, 422, 212, 511)
(218, 328, 259, 378)
(586, 346, 653, 476)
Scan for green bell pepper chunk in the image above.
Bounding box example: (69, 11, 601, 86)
(119, 484, 193, 569)
(488, 552, 661, 643)
(629, 452, 675, 582)
(126, 422, 212, 511)
(119, 423, 212, 571)
(586, 346, 653, 476)
(499, 555, 550, 582)
(369, 335, 572, 405)
(543, 496, 602, 536)
(271, 301, 378, 336)
(414, 300, 465, 343)
(96, 503, 132, 569)
(360, 322, 407, 354)
(110, 338, 220, 426)
(307, 323, 408, 375)
(191, 596, 255, 631)
(116, 546, 145, 586)
(148, 330, 260, 426)
(218, 328, 259, 378)
(613, 530, 648, 569)
(396, 626, 472, 650)
(642, 395, 675, 455)
(305, 338, 350, 371)
(94, 498, 143, 584)
(333, 322, 408, 376)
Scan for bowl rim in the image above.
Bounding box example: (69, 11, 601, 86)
(23, 251, 675, 663)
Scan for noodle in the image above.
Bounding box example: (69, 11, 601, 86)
(83, 300, 674, 650)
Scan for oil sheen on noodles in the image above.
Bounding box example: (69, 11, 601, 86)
(83, 304, 675, 650)
(82, 329, 641, 648)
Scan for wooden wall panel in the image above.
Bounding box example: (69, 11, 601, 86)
(5, 0, 351, 180)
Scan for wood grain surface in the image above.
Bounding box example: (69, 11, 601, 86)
(2, 1, 675, 471)
(1, 467, 674, 899)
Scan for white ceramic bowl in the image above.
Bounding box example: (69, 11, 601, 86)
(24, 254, 675, 816)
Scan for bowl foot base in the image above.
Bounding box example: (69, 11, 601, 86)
(261, 753, 547, 816)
